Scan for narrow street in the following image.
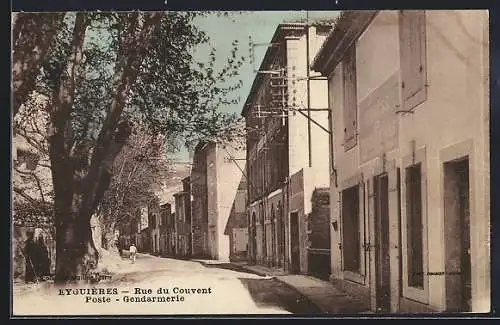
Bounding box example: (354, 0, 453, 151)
(12, 253, 321, 315)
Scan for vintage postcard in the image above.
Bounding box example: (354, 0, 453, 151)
(11, 9, 491, 316)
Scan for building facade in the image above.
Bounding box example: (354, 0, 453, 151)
(312, 10, 490, 313)
(190, 140, 247, 261)
(148, 197, 161, 255)
(159, 203, 175, 257)
(307, 188, 331, 280)
(136, 206, 150, 252)
(223, 173, 249, 262)
(173, 176, 192, 258)
(191, 142, 210, 258)
(242, 23, 332, 274)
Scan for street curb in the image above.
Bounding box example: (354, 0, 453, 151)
(192, 260, 275, 278)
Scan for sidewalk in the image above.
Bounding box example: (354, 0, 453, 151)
(231, 261, 287, 277)
(276, 275, 371, 314)
(227, 262, 372, 314)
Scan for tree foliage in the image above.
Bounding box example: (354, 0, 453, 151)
(96, 125, 173, 247)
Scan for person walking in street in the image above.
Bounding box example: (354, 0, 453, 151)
(129, 243, 137, 264)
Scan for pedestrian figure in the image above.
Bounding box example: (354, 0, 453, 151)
(129, 243, 137, 264)
(35, 234, 51, 279)
(23, 230, 37, 283)
(116, 239, 123, 257)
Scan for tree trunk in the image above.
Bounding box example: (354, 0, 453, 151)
(12, 13, 65, 117)
(49, 12, 91, 284)
(54, 198, 98, 283)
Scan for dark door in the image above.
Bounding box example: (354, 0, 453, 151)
(290, 211, 300, 273)
(270, 221, 275, 266)
(375, 174, 391, 312)
(251, 212, 257, 264)
(271, 207, 276, 267)
(278, 203, 285, 268)
(261, 207, 267, 265)
(444, 158, 471, 312)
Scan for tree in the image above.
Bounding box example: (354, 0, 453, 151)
(12, 92, 54, 237)
(12, 12, 66, 117)
(96, 125, 173, 250)
(13, 11, 246, 283)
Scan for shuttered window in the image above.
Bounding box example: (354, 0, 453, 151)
(342, 45, 357, 151)
(399, 10, 427, 111)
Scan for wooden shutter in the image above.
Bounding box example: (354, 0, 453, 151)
(328, 77, 335, 174)
(399, 10, 427, 111)
(342, 45, 358, 151)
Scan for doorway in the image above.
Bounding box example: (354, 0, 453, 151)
(260, 204, 266, 264)
(444, 157, 471, 312)
(290, 211, 301, 273)
(374, 174, 391, 312)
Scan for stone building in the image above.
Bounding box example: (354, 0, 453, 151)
(311, 10, 490, 313)
(223, 174, 249, 262)
(242, 23, 331, 274)
(173, 176, 192, 258)
(191, 142, 210, 258)
(148, 197, 161, 255)
(159, 203, 174, 256)
(307, 188, 331, 280)
(137, 206, 150, 253)
(190, 140, 247, 261)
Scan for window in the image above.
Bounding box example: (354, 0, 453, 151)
(399, 10, 427, 111)
(342, 45, 358, 151)
(406, 163, 424, 288)
(341, 185, 361, 273)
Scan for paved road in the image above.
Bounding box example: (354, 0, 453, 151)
(12, 253, 320, 316)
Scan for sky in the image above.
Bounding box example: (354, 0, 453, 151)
(172, 11, 340, 163)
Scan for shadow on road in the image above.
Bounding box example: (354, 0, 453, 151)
(197, 261, 321, 314)
(199, 262, 264, 276)
(238, 277, 322, 314)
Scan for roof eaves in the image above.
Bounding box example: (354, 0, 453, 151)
(311, 10, 379, 75)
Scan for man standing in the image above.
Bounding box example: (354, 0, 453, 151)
(23, 230, 37, 283)
(129, 243, 137, 264)
(116, 238, 123, 257)
(35, 234, 51, 279)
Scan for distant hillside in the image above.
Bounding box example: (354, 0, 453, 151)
(157, 163, 191, 206)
